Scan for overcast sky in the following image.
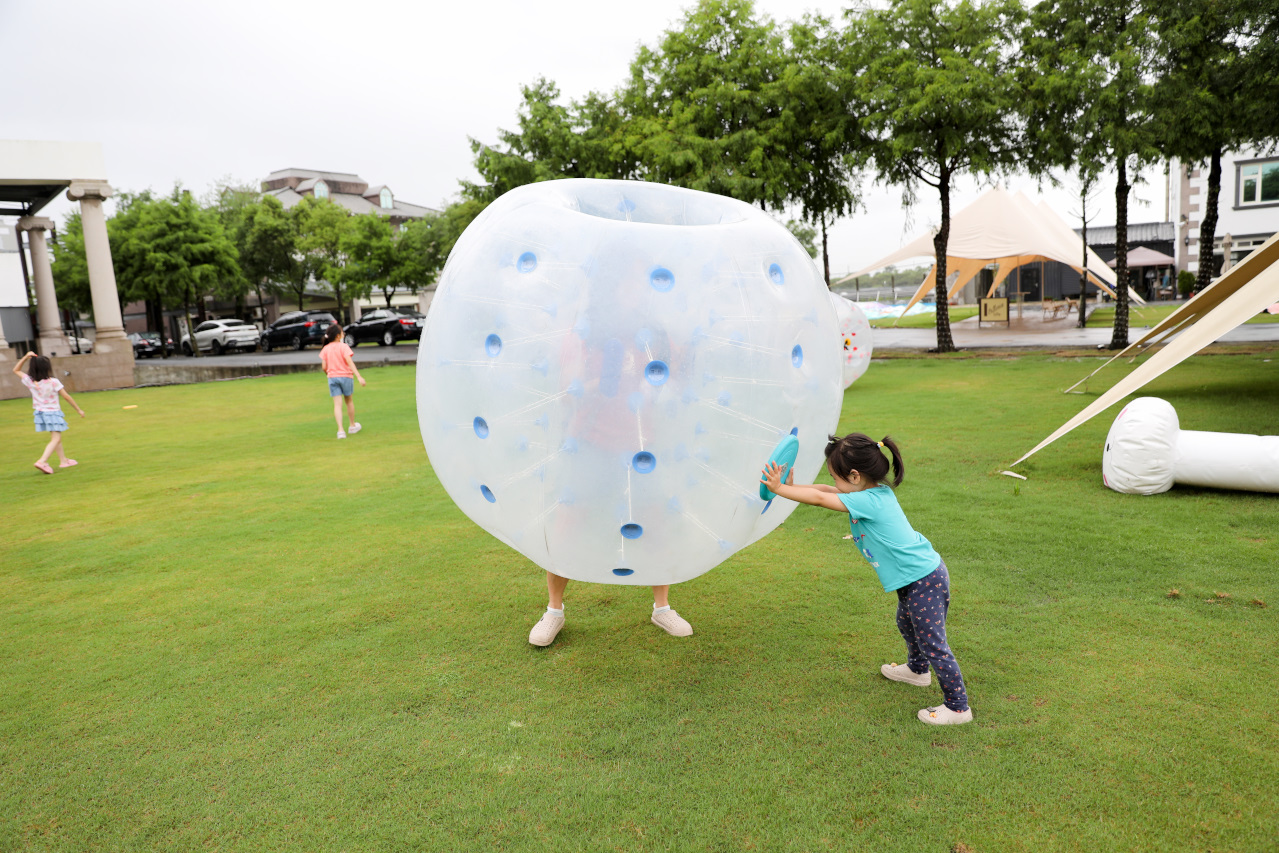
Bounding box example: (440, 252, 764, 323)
(2, 0, 1167, 276)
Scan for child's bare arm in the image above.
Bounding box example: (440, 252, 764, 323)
(346, 351, 365, 386)
(12, 351, 33, 376)
(761, 462, 847, 512)
(59, 388, 84, 416)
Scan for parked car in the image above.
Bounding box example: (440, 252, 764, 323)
(128, 331, 172, 358)
(181, 319, 260, 355)
(343, 308, 424, 347)
(260, 311, 338, 351)
(64, 335, 93, 354)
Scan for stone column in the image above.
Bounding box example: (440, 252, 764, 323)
(67, 181, 128, 353)
(16, 216, 71, 357)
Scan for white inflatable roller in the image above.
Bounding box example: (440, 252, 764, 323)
(417, 179, 844, 585)
(828, 292, 873, 388)
(1102, 396, 1279, 494)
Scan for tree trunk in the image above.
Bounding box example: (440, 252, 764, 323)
(1108, 158, 1130, 350)
(1195, 147, 1223, 294)
(821, 217, 831, 287)
(253, 281, 266, 328)
(1078, 216, 1089, 329)
(933, 163, 955, 353)
(184, 286, 200, 359)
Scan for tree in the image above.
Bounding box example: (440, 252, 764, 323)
(294, 196, 355, 323)
(341, 213, 397, 307)
(463, 78, 637, 204)
(1151, 0, 1278, 293)
(621, 0, 795, 210)
(121, 189, 240, 358)
(1026, 0, 1162, 350)
(208, 179, 261, 322)
(50, 211, 93, 316)
(781, 13, 866, 284)
(239, 195, 302, 319)
(851, 0, 1027, 352)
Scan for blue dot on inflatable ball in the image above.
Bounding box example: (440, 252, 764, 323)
(612, 568, 634, 576)
(473, 416, 489, 438)
(620, 523, 644, 539)
(632, 451, 656, 473)
(649, 267, 675, 292)
(645, 360, 669, 386)
(791, 345, 804, 368)
(517, 252, 538, 273)
(485, 334, 502, 357)
(481, 484, 496, 503)
(769, 263, 785, 285)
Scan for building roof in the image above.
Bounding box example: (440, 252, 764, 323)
(1075, 221, 1175, 246)
(262, 169, 437, 220)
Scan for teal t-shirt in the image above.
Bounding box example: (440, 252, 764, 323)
(837, 485, 941, 592)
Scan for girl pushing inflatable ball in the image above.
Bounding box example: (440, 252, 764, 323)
(761, 433, 973, 726)
(13, 352, 85, 474)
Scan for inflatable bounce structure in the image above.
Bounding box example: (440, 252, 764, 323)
(417, 179, 843, 585)
(1102, 397, 1279, 495)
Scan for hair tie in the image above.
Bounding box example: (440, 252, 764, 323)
(876, 440, 884, 449)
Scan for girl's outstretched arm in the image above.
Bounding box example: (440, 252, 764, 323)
(761, 462, 847, 512)
(60, 388, 84, 417)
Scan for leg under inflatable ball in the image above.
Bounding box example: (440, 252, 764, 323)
(1102, 396, 1279, 495)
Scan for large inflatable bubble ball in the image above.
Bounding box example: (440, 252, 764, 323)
(830, 292, 874, 388)
(416, 179, 844, 585)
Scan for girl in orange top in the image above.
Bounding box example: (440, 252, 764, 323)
(319, 323, 365, 439)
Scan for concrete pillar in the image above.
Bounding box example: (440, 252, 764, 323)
(16, 216, 71, 357)
(67, 181, 128, 353)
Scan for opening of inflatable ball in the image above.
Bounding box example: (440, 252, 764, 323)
(649, 267, 675, 292)
(620, 523, 643, 539)
(517, 252, 537, 273)
(473, 417, 489, 438)
(480, 485, 496, 503)
(644, 360, 669, 385)
(769, 263, 785, 285)
(632, 451, 656, 473)
(484, 334, 502, 357)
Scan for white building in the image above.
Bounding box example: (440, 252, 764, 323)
(1170, 145, 1279, 277)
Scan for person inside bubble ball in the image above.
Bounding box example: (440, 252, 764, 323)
(528, 573, 691, 646)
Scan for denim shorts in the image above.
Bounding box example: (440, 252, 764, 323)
(34, 410, 68, 432)
(328, 376, 354, 397)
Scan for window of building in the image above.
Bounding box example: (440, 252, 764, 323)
(380, 187, 393, 209)
(1239, 160, 1279, 206)
(314, 180, 330, 200)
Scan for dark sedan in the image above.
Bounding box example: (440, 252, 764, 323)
(128, 331, 172, 358)
(343, 308, 424, 347)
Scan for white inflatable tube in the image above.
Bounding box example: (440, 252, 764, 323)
(1102, 397, 1279, 494)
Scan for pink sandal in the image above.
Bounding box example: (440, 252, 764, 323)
(34, 461, 53, 474)
(59, 459, 78, 468)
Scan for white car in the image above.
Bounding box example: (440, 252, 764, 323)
(182, 319, 260, 355)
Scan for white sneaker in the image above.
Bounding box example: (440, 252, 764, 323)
(881, 662, 931, 686)
(918, 705, 973, 725)
(528, 611, 564, 647)
(336, 430, 346, 439)
(349, 423, 362, 435)
(651, 608, 693, 637)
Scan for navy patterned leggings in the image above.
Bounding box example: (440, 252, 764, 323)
(896, 562, 969, 712)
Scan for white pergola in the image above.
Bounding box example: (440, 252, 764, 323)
(0, 140, 127, 359)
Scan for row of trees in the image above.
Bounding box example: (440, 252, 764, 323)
(444, 0, 1278, 352)
(51, 186, 467, 356)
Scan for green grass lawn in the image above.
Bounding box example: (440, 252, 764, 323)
(870, 305, 980, 329)
(1087, 303, 1279, 328)
(2, 355, 1277, 852)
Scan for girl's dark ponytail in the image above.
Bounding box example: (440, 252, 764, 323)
(824, 432, 907, 488)
(881, 435, 904, 487)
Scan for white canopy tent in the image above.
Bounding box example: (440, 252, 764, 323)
(846, 187, 1146, 318)
(1011, 230, 1279, 468)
